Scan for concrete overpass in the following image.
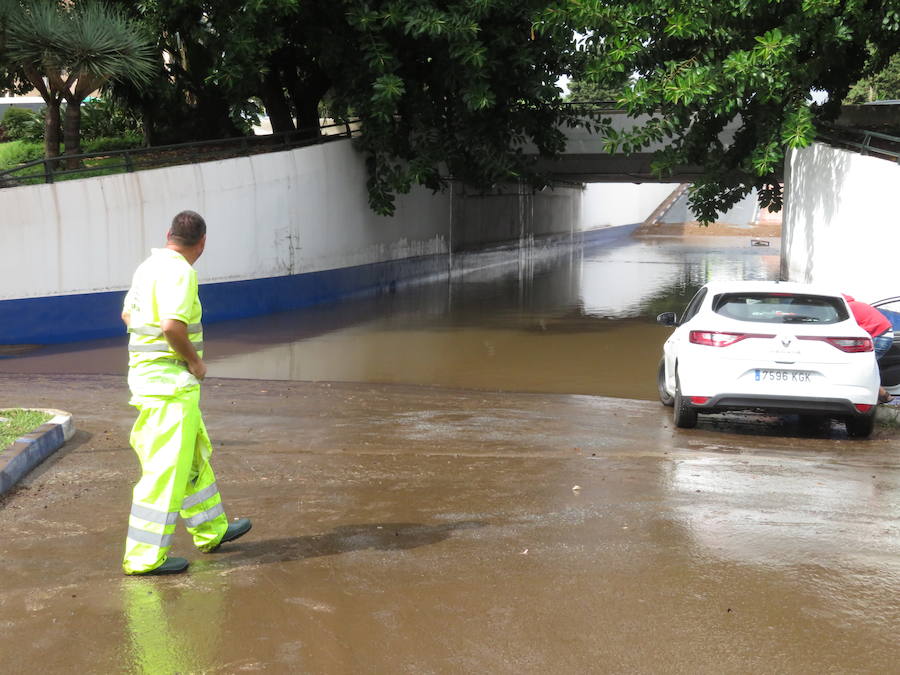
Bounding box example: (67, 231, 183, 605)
(528, 111, 740, 183)
(535, 102, 900, 184)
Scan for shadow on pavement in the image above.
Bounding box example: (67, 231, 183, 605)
(207, 520, 486, 567)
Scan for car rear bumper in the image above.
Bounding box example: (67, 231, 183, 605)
(690, 394, 871, 417)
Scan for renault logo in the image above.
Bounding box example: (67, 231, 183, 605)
(781, 337, 792, 348)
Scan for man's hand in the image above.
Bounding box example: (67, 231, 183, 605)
(187, 358, 207, 381)
(161, 318, 206, 380)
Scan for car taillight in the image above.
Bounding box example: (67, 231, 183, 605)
(689, 331, 774, 347)
(797, 336, 873, 353)
(855, 404, 873, 413)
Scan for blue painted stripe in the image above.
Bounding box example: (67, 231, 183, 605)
(0, 225, 637, 346)
(0, 254, 449, 345)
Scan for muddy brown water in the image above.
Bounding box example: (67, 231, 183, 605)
(0, 233, 781, 399)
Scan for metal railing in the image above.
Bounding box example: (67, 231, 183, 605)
(0, 119, 361, 188)
(817, 126, 900, 163)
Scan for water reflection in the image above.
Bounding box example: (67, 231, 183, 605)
(1, 233, 780, 400)
(121, 578, 222, 674)
(579, 237, 777, 318)
(667, 455, 900, 579)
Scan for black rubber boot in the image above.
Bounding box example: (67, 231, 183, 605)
(132, 557, 189, 576)
(207, 518, 252, 552)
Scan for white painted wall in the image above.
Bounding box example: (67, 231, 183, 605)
(1, 139, 679, 305)
(782, 142, 900, 302)
(579, 183, 678, 230)
(0, 141, 451, 301)
(661, 189, 760, 225)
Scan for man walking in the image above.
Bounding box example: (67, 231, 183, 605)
(120, 210, 250, 575)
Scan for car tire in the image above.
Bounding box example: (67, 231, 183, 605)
(845, 413, 875, 438)
(658, 359, 674, 407)
(673, 371, 698, 429)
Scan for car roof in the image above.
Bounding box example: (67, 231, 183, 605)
(700, 280, 846, 299)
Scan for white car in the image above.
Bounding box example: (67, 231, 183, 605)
(656, 281, 880, 437)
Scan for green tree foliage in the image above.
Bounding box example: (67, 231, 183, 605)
(846, 51, 900, 103)
(565, 78, 626, 104)
(323, 0, 574, 215)
(539, 0, 900, 222)
(113, 1, 574, 216)
(105, 0, 268, 144)
(80, 98, 143, 140)
(0, 105, 41, 142)
(2, 1, 154, 165)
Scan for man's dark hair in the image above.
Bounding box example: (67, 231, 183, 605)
(168, 210, 207, 246)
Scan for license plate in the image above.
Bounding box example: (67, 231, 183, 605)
(754, 369, 812, 383)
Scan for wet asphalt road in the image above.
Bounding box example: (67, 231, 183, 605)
(2, 373, 899, 674)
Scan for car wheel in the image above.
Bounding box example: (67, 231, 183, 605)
(673, 371, 698, 429)
(657, 359, 674, 407)
(845, 413, 875, 438)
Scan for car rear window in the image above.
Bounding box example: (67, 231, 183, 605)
(712, 293, 849, 324)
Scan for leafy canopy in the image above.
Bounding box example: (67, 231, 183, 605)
(320, 0, 576, 215)
(539, 0, 900, 222)
(846, 51, 900, 103)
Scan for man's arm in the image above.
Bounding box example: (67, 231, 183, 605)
(121, 311, 131, 327)
(161, 318, 207, 380)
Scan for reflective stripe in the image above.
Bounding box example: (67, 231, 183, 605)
(129, 325, 163, 337)
(129, 343, 171, 352)
(129, 341, 203, 353)
(131, 503, 178, 526)
(129, 323, 203, 337)
(183, 502, 225, 528)
(182, 482, 219, 509)
(127, 526, 174, 549)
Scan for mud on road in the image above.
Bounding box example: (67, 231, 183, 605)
(2, 373, 899, 673)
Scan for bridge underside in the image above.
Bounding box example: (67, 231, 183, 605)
(537, 154, 784, 184)
(535, 154, 706, 184)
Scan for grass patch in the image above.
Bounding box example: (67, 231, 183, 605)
(0, 140, 43, 170)
(0, 135, 143, 165)
(0, 409, 52, 451)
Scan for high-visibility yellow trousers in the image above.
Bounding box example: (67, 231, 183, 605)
(123, 387, 229, 574)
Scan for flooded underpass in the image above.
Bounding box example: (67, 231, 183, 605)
(1, 229, 780, 400)
(3, 228, 900, 673)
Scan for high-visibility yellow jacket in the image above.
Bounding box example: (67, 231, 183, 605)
(123, 248, 204, 398)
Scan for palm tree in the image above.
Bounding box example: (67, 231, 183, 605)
(58, 2, 155, 166)
(4, 1, 155, 168)
(3, 1, 68, 162)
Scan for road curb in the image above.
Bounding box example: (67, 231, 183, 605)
(0, 409, 75, 496)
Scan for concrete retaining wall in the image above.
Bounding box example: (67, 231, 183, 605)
(1, 135, 681, 344)
(451, 183, 583, 251)
(1, 140, 451, 303)
(0, 140, 583, 343)
(661, 189, 761, 225)
(579, 183, 676, 230)
(782, 142, 900, 301)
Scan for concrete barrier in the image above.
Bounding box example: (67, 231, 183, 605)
(0, 409, 74, 496)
